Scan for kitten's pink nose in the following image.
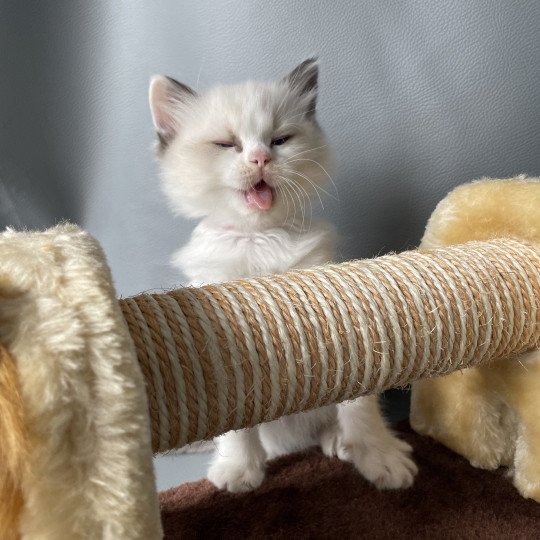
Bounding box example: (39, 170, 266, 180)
(249, 149, 272, 168)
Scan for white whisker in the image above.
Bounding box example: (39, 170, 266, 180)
(280, 176, 305, 227)
(276, 183, 292, 225)
(286, 158, 339, 199)
(287, 158, 332, 180)
(293, 180, 314, 232)
(285, 169, 325, 210)
(277, 174, 313, 232)
(285, 167, 338, 206)
(278, 179, 297, 226)
(284, 144, 328, 162)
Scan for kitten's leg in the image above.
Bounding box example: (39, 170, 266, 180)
(338, 396, 417, 489)
(319, 406, 349, 460)
(207, 427, 267, 493)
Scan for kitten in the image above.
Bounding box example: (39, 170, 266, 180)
(149, 59, 417, 493)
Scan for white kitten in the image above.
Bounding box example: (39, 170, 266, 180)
(149, 59, 417, 493)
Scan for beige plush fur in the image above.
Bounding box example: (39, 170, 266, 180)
(411, 175, 540, 502)
(0, 342, 28, 540)
(0, 225, 162, 539)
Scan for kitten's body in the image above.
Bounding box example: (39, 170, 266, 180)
(176, 218, 334, 287)
(150, 60, 417, 493)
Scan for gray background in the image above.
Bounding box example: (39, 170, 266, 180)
(2, 1, 540, 489)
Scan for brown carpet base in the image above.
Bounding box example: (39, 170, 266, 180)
(159, 423, 540, 539)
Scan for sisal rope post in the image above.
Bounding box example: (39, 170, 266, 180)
(119, 239, 540, 453)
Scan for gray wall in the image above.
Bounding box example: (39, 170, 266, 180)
(2, 1, 540, 297)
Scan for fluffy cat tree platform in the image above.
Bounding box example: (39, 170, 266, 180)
(0, 177, 539, 539)
(159, 422, 540, 539)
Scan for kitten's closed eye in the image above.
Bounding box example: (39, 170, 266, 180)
(214, 138, 290, 150)
(214, 142, 235, 148)
(271, 136, 291, 146)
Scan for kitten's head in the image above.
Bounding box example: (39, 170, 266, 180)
(149, 59, 331, 227)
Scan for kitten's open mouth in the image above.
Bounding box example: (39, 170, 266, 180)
(243, 180, 274, 211)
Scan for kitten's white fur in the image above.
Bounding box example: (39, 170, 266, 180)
(150, 59, 417, 493)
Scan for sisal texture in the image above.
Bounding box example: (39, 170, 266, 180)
(119, 239, 540, 452)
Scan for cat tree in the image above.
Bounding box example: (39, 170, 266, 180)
(0, 177, 539, 539)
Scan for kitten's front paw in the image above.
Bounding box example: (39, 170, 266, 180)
(207, 459, 265, 493)
(351, 438, 417, 490)
(320, 426, 349, 461)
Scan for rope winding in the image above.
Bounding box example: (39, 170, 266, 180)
(119, 239, 540, 453)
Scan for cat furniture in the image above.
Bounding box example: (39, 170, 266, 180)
(1, 177, 539, 539)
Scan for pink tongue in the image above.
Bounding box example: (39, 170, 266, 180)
(244, 181, 273, 210)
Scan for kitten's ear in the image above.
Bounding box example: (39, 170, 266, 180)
(284, 58, 318, 115)
(149, 75, 196, 150)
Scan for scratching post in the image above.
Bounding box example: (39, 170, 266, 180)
(120, 239, 540, 453)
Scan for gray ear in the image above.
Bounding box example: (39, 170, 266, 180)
(149, 75, 196, 150)
(284, 58, 318, 114)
